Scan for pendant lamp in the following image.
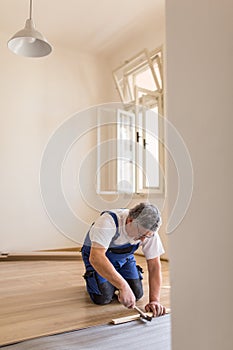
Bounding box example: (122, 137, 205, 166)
(8, 0, 52, 58)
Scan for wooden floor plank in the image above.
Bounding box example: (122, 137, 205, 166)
(0, 251, 81, 261)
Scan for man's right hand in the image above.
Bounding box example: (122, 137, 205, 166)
(117, 286, 136, 308)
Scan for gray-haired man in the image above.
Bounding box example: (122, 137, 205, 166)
(81, 202, 166, 317)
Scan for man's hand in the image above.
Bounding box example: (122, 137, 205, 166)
(117, 287, 136, 309)
(145, 301, 166, 317)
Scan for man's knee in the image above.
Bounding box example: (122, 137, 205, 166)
(126, 279, 144, 300)
(91, 294, 112, 305)
(90, 281, 115, 305)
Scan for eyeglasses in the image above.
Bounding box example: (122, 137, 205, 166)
(135, 223, 154, 239)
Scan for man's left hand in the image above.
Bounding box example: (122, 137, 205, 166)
(145, 301, 166, 317)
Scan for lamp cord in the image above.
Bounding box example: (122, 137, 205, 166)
(29, 0, 33, 20)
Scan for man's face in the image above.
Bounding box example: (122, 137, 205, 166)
(126, 218, 154, 241)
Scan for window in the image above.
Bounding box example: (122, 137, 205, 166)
(97, 47, 164, 195)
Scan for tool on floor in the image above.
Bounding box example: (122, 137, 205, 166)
(111, 306, 171, 324)
(111, 310, 154, 325)
(134, 305, 153, 321)
(113, 290, 153, 323)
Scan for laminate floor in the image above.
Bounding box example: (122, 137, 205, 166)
(2, 315, 171, 350)
(0, 253, 170, 346)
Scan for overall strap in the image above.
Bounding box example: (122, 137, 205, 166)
(100, 211, 120, 244)
(100, 211, 140, 255)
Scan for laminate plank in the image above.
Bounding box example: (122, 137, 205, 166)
(0, 251, 81, 261)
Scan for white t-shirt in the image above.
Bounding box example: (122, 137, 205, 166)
(89, 209, 165, 260)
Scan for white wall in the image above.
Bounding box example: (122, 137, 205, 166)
(166, 0, 233, 349)
(0, 6, 166, 253)
(0, 32, 112, 251)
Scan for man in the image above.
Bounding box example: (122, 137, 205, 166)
(81, 202, 166, 317)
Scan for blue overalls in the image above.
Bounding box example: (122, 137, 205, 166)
(81, 211, 144, 305)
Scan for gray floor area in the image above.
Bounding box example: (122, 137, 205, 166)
(2, 315, 171, 350)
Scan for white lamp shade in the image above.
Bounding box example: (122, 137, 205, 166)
(8, 19, 52, 57)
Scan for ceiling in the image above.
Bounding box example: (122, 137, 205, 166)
(0, 0, 164, 56)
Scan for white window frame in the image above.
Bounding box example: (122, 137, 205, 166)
(96, 47, 165, 195)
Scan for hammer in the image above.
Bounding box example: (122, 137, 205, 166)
(134, 305, 153, 322)
(115, 291, 152, 322)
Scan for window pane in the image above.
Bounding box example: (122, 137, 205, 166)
(117, 110, 135, 193)
(135, 67, 157, 92)
(144, 107, 159, 188)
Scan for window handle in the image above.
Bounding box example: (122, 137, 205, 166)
(136, 131, 141, 143)
(143, 139, 148, 149)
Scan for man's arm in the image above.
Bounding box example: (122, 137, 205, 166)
(145, 257, 166, 316)
(89, 242, 136, 308)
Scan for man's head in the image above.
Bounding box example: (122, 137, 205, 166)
(129, 202, 161, 232)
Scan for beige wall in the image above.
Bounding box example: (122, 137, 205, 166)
(0, 31, 112, 251)
(0, 8, 166, 253)
(166, 0, 233, 349)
